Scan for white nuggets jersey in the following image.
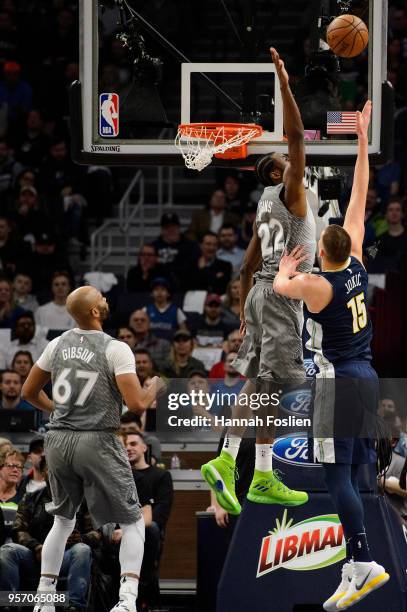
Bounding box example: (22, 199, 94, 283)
(254, 183, 316, 283)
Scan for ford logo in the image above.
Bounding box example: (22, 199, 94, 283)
(272, 434, 321, 468)
(280, 389, 311, 417)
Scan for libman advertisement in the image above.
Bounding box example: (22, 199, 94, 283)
(257, 510, 345, 577)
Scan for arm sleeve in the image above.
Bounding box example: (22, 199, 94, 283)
(152, 470, 174, 529)
(36, 337, 59, 372)
(106, 340, 136, 375)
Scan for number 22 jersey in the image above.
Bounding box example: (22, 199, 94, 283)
(304, 256, 372, 364)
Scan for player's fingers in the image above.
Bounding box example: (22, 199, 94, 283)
(291, 245, 304, 258)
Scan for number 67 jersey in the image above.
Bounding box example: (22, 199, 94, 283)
(37, 329, 136, 431)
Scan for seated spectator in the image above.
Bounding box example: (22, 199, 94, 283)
(39, 137, 81, 203)
(162, 330, 205, 378)
(134, 349, 158, 432)
(375, 160, 401, 206)
(0, 216, 30, 276)
(186, 189, 239, 242)
(129, 309, 171, 371)
(192, 294, 235, 348)
(0, 438, 12, 457)
(222, 279, 241, 327)
(0, 369, 35, 411)
(2, 312, 47, 367)
(209, 329, 243, 379)
(364, 186, 387, 238)
(126, 243, 168, 293)
(0, 61, 32, 125)
(378, 397, 399, 421)
(237, 201, 257, 248)
(0, 450, 25, 505)
(18, 438, 46, 495)
(13, 272, 39, 312)
(374, 198, 407, 271)
(117, 325, 137, 351)
(183, 371, 214, 428)
(35, 271, 75, 330)
(210, 352, 245, 416)
(120, 412, 162, 460)
(152, 213, 199, 290)
(0, 458, 96, 611)
(379, 429, 407, 525)
(0, 277, 26, 329)
(144, 277, 187, 340)
(13, 109, 50, 170)
(190, 232, 232, 295)
(216, 224, 245, 277)
(11, 351, 34, 384)
(25, 231, 73, 293)
(10, 185, 49, 242)
(0, 139, 23, 208)
(223, 174, 244, 214)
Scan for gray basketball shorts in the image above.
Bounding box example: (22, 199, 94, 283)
(233, 282, 305, 381)
(44, 430, 142, 528)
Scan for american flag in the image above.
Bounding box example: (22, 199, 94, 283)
(327, 111, 358, 134)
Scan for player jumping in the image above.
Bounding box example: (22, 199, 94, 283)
(273, 100, 390, 610)
(201, 48, 316, 513)
(22, 286, 165, 612)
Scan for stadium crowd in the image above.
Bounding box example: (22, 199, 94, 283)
(0, 0, 407, 609)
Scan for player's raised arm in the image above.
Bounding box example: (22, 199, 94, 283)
(343, 100, 372, 262)
(116, 373, 166, 414)
(239, 224, 262, 333)
(271, 47, 306, 218)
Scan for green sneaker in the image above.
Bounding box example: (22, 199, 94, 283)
(247, 469, 309, 506)
(201, 451, 242, 515)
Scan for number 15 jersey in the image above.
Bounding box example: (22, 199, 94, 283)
(254, 183, 316, 283)
(37, 329, 136, 431)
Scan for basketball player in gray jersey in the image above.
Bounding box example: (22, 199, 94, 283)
(201, 48, 316, 513)
(22, 286, 165, 612)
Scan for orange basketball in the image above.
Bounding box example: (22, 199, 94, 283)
(326, 14, 369, 58)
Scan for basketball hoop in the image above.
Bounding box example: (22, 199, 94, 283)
(175, 123, 263, 171)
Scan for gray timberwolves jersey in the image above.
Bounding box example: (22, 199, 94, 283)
(254, 183, 316, 283)
(48, 329, 123, 431)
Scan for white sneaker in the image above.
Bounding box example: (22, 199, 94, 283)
(33, 605, 55, 612)
(337, 561, 390, 609)
(109, 601, 137, 612)
(323, 562, 353, 611)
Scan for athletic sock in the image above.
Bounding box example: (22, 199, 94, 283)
(222, 433, 241, 461)
(38, 576, 57, 591)
(255, 443, 273, 473)
(347, 532, 372, 562)
(119, 575, 139, 602)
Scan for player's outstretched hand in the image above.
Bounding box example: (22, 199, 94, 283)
(356, 100, 372, 140)
(278, 246, 308, 277)
(270, 47, 289, 88)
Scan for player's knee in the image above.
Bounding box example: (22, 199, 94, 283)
(54, 514, 77, 535)
(121, 517, 145, 544)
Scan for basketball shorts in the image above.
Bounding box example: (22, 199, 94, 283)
(44, 430, 141, 528)
(233, 282, 305, 381)
(312, 360, 378, 465)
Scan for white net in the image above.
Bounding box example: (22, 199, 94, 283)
(175, 124, 261, 171)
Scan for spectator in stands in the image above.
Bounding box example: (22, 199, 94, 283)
(0, 217, 30, 276)
(378, 397, 399, 421)
(0, 140, 23, 207)
(209, 329, 243, 379)
(129, 309, 171, 371)
(0, 61, 32, 124)
(0, 370, 35, 411)
(0, 459, 95, 611)
(3, 312, 47, 367)
(126, 432, 173, 606)
(39, 137, 81, 204)
(222, 279, 241, 327)
(190, 232, 232, 295)
(13, 109, 49, 170)
(120, 412, 162, 460)
(134, 349, 158, 431)
(35, 271, 75, 330)
(217, 224, 245, 277)
(0, 450, 25, 504)
(379, 427, 407, 525)
(10, 186, 49, 242)
(375, 198, 407, 271)
(12, 273, 39, 312)
(365, 186, 387, 238)
(237, 201, 257, 248)
(152, 213, 199, 290)
(223, 174, 244, 214)
(11, 351, 34, 384)
(193, 294, 235, 348)
(186, 189, 239, 242)
(375, 160, 401, 205)
(144, 277, 187, 340)
(162, 330, 205, 378)
(0, 278, 25, 329)
(0, 438, 12, 457)
(19, 438, 46, 495)
(117, 325, 137, 351)
(126, 243, 168, 293)
(26, 231, 72, 293)
(210, 352, 245, 416)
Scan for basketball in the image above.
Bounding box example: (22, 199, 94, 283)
(326, 14, 369, 58)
